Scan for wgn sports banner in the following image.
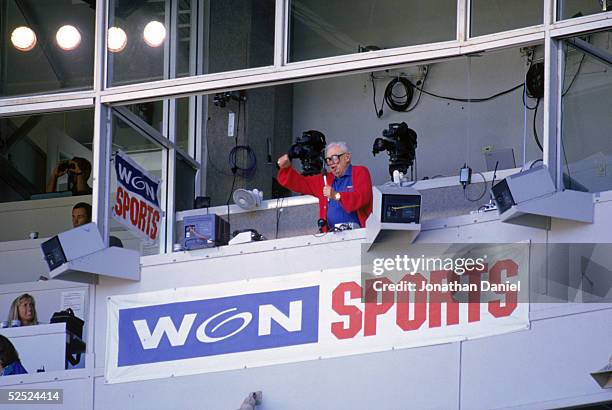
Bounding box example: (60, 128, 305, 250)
(105, 244, 529, 384)
(112, 150, 162, 243)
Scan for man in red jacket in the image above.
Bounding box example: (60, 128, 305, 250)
(277, 141, 373, 230)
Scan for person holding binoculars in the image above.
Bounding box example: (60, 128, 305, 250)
(46, 157, 92, 196)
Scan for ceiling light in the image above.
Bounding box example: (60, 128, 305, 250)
(56, 25, 81, 51)
(11, 26, 37, 52)
(143, 21, 166, 47)
(107, 27, 127, 53)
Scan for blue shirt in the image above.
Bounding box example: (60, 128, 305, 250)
(327, 165, 361, 228)
(1, 360, 27, 376)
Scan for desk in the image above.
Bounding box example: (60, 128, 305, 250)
(0, 323, 66, 373)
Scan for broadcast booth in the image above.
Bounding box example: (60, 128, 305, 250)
(0, 1, 611, 409)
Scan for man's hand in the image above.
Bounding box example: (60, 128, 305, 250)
(277, 154, 291, 169)
(52, 162, 69, 178)
(323, 186, 337, 200)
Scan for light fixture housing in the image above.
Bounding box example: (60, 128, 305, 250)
(143, 21, 166, 47)
(107, 27, 127, 53)
(11, 26, 37, 52)
(492, 165, 594, 229)
(56, 25, 81, 51)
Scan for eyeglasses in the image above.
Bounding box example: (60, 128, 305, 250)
(324, 152, 347, 164)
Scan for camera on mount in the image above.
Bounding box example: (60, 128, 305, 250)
(287, 130, 327, 176)
(372, 122, 418, 177)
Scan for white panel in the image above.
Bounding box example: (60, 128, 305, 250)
(0, 240, 49, 284)
(461, 308, 612, 409)
(0, 371, 91, 410)
(0, 323, 66, 372)
(95, 342, 460, 410)
(549, 199, 612, 242)
(0, 196, 86, 242)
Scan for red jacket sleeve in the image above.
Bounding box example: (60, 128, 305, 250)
(339, 166, 373, 213)
(277, 166, 323, 198)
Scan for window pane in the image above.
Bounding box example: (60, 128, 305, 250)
(176, 0, 195, 78)
(108, 0, 275, 87)
(175, 156, 195, 212)
(126, 101, 165, 135)
(561, 30, 612, 193)
(108, 0, 167, 86)
(176, 97, 192, 155)
(288, 0, 456, 63)
(558, 0, 610, 20)
(470, 0, 543, 37)
(111, 112, 165, 255)
(0, 109, 94, 241)
(0, 0, 94, 97)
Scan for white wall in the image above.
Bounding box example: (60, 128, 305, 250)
(0, 195, 90, 243)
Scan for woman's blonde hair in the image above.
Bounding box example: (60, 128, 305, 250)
(7, 294, 38, 325)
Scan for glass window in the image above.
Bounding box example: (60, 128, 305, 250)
(470, 0, 543, 37)
(0, 109, 94, 242)
(204, 86, 293, 206)
(0, 0, 95, 97)
(110, 112, 165, 255)
(0, 109, 94, 203)
(176, 97, 193, 155)
(561, 30, 612, 193)
(176, 0, 196, 78)
(175, 156, 196, 212)
(558, 0, 611, 21)
(107, 0, 275, 87)
(288, 0, 456, 63)
(125, 101, 165, 135)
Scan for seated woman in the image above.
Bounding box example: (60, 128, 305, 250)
(7, 293, 38, 326)
(46, 157, 92, 196)
(0, 335, 27, 376)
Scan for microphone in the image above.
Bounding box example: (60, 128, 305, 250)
(322, 169, 329, 202)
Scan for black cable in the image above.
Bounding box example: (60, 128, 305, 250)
(384, 77, 414, 112)
(403, 68, 429, 113)
(464, 172, 488, 202)
(522, 83, 538, 110)
(275, 196, 284, 239)
(532, 98, 543, 152)
(229, 145, 257, 178)
(412, 78, 524, 103)
(226, 172, 237, 231)
(561, 136, 573, 190)
(562, 54, 585, 97)
(226, 105, 241, 232)
(370, 73, 383, 118)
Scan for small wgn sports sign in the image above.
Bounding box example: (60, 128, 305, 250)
(112, 150, 162, 243)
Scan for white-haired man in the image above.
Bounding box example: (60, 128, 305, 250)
(277, 141, 373, 230)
